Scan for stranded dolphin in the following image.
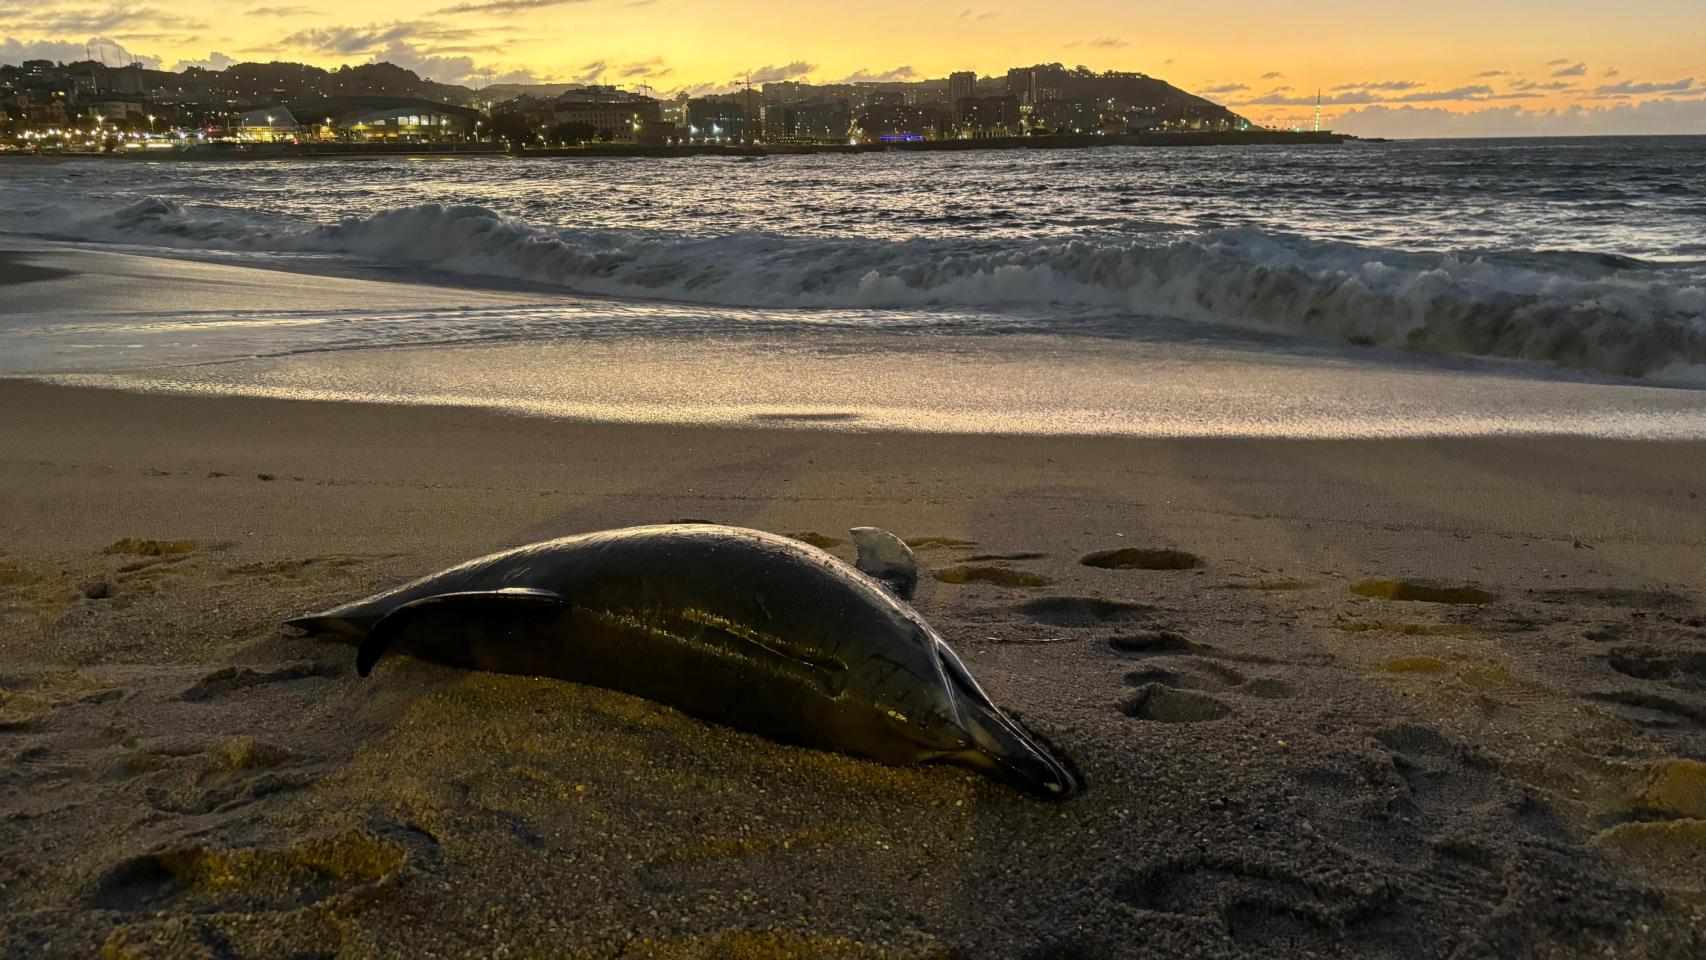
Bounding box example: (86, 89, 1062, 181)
(287, 523, 1081, 799)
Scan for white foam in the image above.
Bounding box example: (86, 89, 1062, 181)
(13, 196, 1706, 380)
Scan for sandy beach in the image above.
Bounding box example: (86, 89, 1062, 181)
(1, 378, 1702, 958)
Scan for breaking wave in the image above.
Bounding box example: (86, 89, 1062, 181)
(28, 197, 1706, 379)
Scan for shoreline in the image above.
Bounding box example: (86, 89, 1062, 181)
(3, 241, 1704, 440)
(0, 129, 1351, 163)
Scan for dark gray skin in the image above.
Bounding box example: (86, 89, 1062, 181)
(288, 524, 1081, 800)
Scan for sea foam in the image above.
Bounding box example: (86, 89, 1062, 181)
(28, 197, 1706, 380)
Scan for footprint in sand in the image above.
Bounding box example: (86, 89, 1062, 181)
(935, 565, 1051, 587)
(1606, 644, 1706, 691)
(1081, 547, 1202, 571)
(1588, 689, 1706, 729)
(90, 828, 424, 913)
(180, 661, 341, 702)
(1374, 723, 1500, 811)
(1120, 651, 1296, 708)
(1018, 596, 1157, 628)
(1108, 628, 1282, 667)
(104, 538, 197, 558)
(136, 735, 315, 815)
(1122, 683, 1233, 723)
(1120, 854, 1394, 949)
(1535, 586, 1686, 608)
(1124, 658, 1245, 693)
(1109, 629, 1196, 654)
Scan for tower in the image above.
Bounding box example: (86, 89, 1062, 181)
(1314, 89, 1321, 133)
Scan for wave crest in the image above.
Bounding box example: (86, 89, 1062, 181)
(37, 198, 1706, 379)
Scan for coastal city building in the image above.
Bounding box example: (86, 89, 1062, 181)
(1, 56, 1257, 153)
(685, 97, 745, 143)
(958, 95, 1021, 138)
(234, 107, 297, 141)
(948, 71, 977, 111)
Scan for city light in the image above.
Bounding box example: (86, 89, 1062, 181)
(2, 59, 1306, 156)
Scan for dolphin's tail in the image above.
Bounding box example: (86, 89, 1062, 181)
(937, 644, 1084, 800)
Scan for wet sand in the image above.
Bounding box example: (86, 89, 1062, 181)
(1, 379, 1704, 958)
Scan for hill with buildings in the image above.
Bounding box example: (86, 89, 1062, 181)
(2, 55, 1253, 147)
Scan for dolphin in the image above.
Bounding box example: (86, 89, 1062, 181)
(288, 523, 1081, 799)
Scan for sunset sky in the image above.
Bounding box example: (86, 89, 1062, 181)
(4, 0, 1704, 137)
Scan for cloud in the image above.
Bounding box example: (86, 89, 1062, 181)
(957, 8, 997, 20)
(1551, 62, 1586, 78)
(1592, 77, 1693, 96)
(1602, 68, 1619, 78)
(320, 39, 528, 86)
(741, 60, 814, 83)
(372, 41, 472, 82)
(281, 20, 484, 56)
(248, 5, 316, 14)
(1259, 71, 1283, 80)
(1331, 79, 1422, 91)
(1333, 98, 1706, 138)
(283, 22, 416, 54)
(1396, 86, 1500, 102)
(0, 34, 159, 67)
(434, 0, 589, 13)
(1198, 82, 1248, 95)
(1065, 37, 1127, 49)
(570, 59, 606, 83)
(1, 3, 206, 35)
(1546, 58, 1570, 66)
(837, 65, 918, 83)
(372, 40, 536, 85)
(173, 51, 234, 71)
(619, 56, 668, 78)
(1511, 79, 1574, 92)
(566, 56, 672, 86)
(1237, 85, 1498, 106)
(1475, 70, 1508, 78)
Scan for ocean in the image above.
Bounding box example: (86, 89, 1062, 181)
(2, 138, 1704, 435)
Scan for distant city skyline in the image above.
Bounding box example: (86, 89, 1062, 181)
(3, 0, 1704, 137)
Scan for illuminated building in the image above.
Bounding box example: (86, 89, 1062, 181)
(855, 102, 946, 142)
(234, 106, 297, 141)
(341, 106, 474, 141)
(685, 98, 745, 142)
(1033, 99, 1107, 134)
(948, 72, 977, 117)
(234, 98, 480, 142)
(957, 96, 1020, 137)
(764, 99, 852, 143)
(550, 100, 661, 141)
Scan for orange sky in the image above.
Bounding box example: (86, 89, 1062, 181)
(4, 0, 1704, 135)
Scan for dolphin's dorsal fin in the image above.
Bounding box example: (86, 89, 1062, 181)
(357, 588, 564, 677)
(850, 527, 920, 600)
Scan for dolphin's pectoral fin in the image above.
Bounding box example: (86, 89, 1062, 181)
(850, 526, 920, 600)
(286, 614, 373, 641)
(357, 588, 565, 678)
